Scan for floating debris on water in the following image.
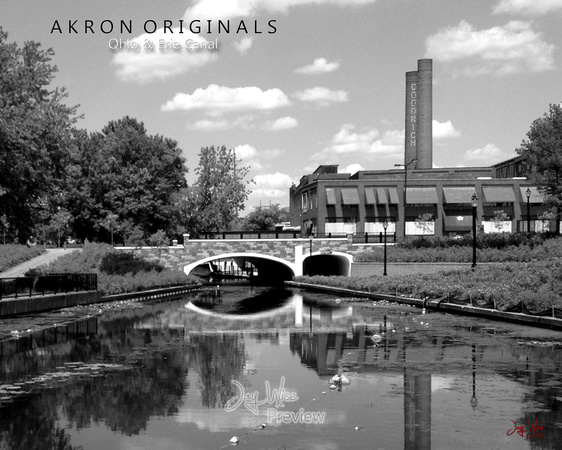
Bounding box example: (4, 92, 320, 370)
(0, 362, 132, 405)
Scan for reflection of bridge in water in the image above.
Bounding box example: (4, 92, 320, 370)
(183, 293, 354, 332)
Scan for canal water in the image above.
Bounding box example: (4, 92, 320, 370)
(0, 284, 561, 449)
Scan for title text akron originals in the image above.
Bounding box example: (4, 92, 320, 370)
(50, 19, 277, 35)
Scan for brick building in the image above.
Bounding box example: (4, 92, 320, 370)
(288, 59, 554, 239)
(289, 157, 551, 239)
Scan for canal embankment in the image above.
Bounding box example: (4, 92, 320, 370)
(286, 280, 562, 331)
(0, 285, 200, 318)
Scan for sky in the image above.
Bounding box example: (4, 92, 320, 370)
(2, 0, 562, 213)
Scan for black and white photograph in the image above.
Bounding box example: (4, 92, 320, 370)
(1, 0, 561, 448)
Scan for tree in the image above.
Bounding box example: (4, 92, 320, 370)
(517, 102, 562, 228)
(242, 204, 289, 231)
(491, 210, 510, 232)
(185, 146, 251, 235)
(414, 213, 435, 236)
(0, 27, 79, 241)
(66, 117, 188, 242)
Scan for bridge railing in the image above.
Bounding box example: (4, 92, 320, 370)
(0, 273, 97, 301)
(198, 231, 396, 243)
(201, 231, 303, 240)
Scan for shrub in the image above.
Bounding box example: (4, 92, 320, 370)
(26, 242, 199, 295)
(147, 230, 169, 247)
(99, 252, 164, 276)
(124, 225, 146, 247)
(98, 270, 193, 295)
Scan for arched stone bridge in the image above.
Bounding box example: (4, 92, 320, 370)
(127, 237, 381, 281)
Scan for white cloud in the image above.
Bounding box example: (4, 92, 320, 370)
(433, 120, 461, 139)
(343, 163, 365, 174)
(162, 85, 291, 115)
(425, 20, 555, 76)
(312, 124, 403, 161)
(234, 144, 258, 160)
(187, 0, 377, 20)
(254, 172, 295, 189)
(463, 143, 512, 165)
(234, 37, 253, 55)
(263, 116, 298, 131)
(295, 58, 340, 74)
(113, 0, 376, 82)
(189, 119, 231, 131)
(493, 0, 562, 15)
(246, 172, 296, 208)
(293, 87, 348, 106)
(189, 115, 256, 130)
(112, 30, 218, 83)
(234, 144, 264, 171)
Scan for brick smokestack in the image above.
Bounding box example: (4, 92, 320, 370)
(404, 59, 433, 169)
(404, 70, 418, 166)
(416, 59, 432, 169)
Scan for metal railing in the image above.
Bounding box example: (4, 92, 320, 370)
(0, 273, 97, 301)
(201, 231, 302, 239)
(352, 232, 397, 244)
(198, 230, 397, 243)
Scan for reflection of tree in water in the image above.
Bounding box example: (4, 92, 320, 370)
(0, 396, 82, 450)
(61, 349, 188, 436)
(501, 345, 562, 449)
(2, 341, 189, 442)
(188, 334, 246, 408)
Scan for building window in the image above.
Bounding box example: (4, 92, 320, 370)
(301, 192, 309, 212)
(325, 217, 356, 235)
(311, 190, 317, 209)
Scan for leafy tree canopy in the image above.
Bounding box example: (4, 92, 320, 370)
(66, 116, 188, 243)
(0, 27, 79, 241)
(183, 146, 251, 235)
(241, 204, 289, 231)
(517, 102, 562, 215)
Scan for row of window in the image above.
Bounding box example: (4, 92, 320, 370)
(300, 186, 543, 210)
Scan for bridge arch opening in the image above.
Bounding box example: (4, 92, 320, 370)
(303, 253, 351, 276)
(184, 252, 296, 283)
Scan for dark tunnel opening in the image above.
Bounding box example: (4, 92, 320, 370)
(303, 254, 349, 276)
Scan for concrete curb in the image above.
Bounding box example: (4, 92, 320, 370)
(285, 281, 562, 331)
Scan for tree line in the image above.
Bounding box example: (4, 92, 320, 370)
(0, 27, 266, 246)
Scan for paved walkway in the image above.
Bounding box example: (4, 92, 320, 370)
(0, 248, 80, 278)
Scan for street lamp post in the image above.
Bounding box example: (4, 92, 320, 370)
(394, 158, 417, 239)
(525, 187, 531, 233)
(471, 193, 478, 270)
(383, 219, 388, 276)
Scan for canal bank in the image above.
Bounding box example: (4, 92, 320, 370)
(286, 280, 562, 331)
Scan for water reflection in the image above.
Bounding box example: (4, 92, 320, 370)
(0, 286, 561, 449)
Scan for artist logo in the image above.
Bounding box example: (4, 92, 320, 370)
(507, 418, 545, 439)
(225, 376, 326, 424)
